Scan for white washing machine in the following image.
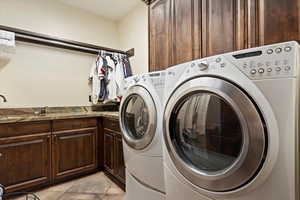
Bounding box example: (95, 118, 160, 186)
(120, 71, 166, 200)
(162, 41, 300, 200)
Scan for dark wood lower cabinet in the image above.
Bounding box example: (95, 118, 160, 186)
(0, 117, 125, 194)
(114, 134, 125, 183)
(104, 130, 115, 174)
(103, 119, 126, 190)
(0, 132, 51, 193)
(52, 127, 98, 182)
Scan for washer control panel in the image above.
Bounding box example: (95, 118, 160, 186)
(148, 71, 165, 101)
(148, 71, 165, 89)
(224, 41, 299, 80)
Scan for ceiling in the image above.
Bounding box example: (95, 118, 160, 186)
(58, 0, 141, 21)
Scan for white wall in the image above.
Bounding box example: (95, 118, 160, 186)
(0, 0, 120, 108)
(118, 2, 149, 75)
(0, 0, 120, 48)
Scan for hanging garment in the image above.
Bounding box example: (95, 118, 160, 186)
(89, 51, 133, 104)
(98, 56, 109, 102)
(122, 56, 133, 78)
(105, 55, 118, 102)
(115, 54, 126, 99)
(89, 55, 101, 104)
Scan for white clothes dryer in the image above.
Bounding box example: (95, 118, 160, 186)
(162, 41, 299, 200)
(120, 71, 166, 200)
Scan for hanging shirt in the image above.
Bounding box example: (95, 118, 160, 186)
(106, 55, 118, 102)
(89, 56, 101, 104)
(89, 52, 133, 104)
(115, 55, 126, 99)
(122, 56, 133, 78)
(98, 56, 109, 102)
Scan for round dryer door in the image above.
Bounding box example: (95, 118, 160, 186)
(120, 86, 157, 150)
(164, 77, 267, 192)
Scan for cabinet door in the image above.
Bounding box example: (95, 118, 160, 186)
(114, 134, 125, 183)
(171, 0, 202, 65)
(52, 128, 98, 181)
(104, 130, 114, 174)
(0, 133, 51, 193)
(254, 0, 300, 46)
(202, 0, 246, 57)
(149, 0, 172, 71)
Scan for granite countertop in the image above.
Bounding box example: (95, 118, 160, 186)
(0, 107, 119, 124)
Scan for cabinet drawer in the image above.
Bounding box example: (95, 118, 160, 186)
(0, 121, 51, 138)
(53, 118, 97, 132)
(103, 118, 120, 132)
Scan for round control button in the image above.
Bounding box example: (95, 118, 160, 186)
(250, 69, 257, 75)
(216, 58, 222, 63)
(267, 68, 272, 72)
(275, 67, 281, 72)
(285, 66, 291, 71)
(258, 68, 265, 74)
(275, 48, 282, 53)
(267, 49, 273, 54)
(284, 46, 292, 52)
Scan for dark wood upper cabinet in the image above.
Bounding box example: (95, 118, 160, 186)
(256, 0, 300, 46)
(202, 0, 246, 57)
(149, 0, 300, 71)
(149, 0, 172, 71)
(172, 0, 202, 64)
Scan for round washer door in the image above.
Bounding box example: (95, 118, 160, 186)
(120, 86, 157, 150)
(164, 77, 267, 192)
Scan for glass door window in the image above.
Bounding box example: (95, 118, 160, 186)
(171, 93, 243, 173)
(121, 86, 157, 150)
(124, 94, 150, 140)
(164, 77, 267, 192)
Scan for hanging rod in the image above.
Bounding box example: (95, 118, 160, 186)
(0, 25, 134, 57)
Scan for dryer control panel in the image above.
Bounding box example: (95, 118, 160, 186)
(146, 71, 166, 101)
(223, 41, 299, 80)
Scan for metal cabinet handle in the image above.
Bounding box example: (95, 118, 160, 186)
(0, 153, 3, 157)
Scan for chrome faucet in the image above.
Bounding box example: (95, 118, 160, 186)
(0, 95, 7, 103)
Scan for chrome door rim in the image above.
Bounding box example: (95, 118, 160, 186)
(164, 77, 266, 192)
(120, 85, 157, 150)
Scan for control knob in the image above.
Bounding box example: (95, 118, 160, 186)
(133, 77, 140, 83)
(198, 62, 209, 71)
(258, 68, 265, 74)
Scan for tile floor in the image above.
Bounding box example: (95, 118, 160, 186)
(11, 173, 125, 200)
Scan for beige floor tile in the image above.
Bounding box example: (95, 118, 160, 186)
(9, 191, 64, 200)
(58, 192, 102, 200)
(102, 194, 125, 200)
(47, 181, 75, 192)
(66, 174, 112, 194)
(35, 190, 64, 200)
(106, 186, 124, 195)
(7, 173, 123, 200)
